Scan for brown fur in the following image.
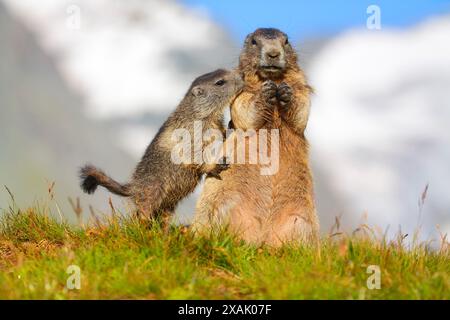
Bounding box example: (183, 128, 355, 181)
(193, 29, 319, 246)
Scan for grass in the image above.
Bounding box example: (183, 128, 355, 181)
(0, 201, 448, 300)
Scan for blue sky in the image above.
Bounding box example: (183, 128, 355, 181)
(182, 0, 450, 41)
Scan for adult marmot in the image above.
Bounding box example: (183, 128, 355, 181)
(193, 29, 319, 246)
(80, 69, 243, 222)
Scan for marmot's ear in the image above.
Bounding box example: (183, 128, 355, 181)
(192, 86, 204, 97)
(244, 33, 252, 44)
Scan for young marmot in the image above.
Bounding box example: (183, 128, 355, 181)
(80, 69, 243, 221)
(193, 29, 319, 246)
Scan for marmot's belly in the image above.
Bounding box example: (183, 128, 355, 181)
(194, 132, 318, 245)
(226, 150, 314, 219)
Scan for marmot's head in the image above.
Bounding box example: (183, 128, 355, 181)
(186, 69, 244, 118)
(239, 28, 298, 80)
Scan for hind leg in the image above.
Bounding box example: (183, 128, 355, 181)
(135, 193, 175, 233)
(265, 205, 320, 247)
(132, 183, 166, 220)
(154, 207, 175, 234)
(134, 201, 173, 233)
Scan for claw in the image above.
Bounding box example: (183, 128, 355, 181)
(207, 171, 223, 180)
(277, 82, 293, 111)
(207, 157, 230, 180)
(261, 80, 278, 106)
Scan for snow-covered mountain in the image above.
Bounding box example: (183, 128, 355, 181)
(308, 15, 450, 238)
(3, 0, 237, 116)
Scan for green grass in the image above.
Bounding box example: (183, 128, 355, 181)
(0, 204, 448, 300)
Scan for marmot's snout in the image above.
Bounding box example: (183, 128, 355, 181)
(260, 43, 286, 73)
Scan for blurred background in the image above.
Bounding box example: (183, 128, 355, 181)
(1, 0, 449, 242)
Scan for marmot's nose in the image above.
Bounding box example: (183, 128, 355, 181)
(266, 51, 280, 59)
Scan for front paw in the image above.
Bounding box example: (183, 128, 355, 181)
(207, 157, 230, 180)
(277, 82, 293, 108)
(261, 80, 278, 106)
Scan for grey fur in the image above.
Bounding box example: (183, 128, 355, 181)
(80, 69, 243, 220)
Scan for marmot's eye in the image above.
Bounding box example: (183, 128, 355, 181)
(251, 38, 257, 46)
(285, 38, 289, 45)
(215, 79, 226, 86)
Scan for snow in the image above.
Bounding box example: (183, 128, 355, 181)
(308, 15, 450, 236)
